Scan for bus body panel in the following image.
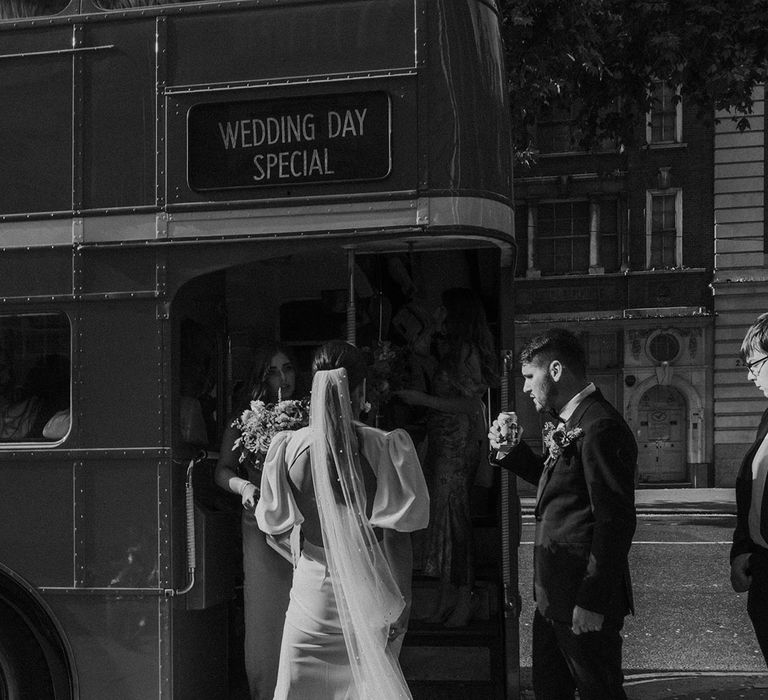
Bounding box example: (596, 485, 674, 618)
(166, 0, 416, 86)
(0, 27, 73, 216)
(76, 455, 162, 589)
(425, 0, 512, 199)
(82, 20, 157, 210)
(0, 0, 512, 221)
(0, 456, 74, 586)
(45, 594, 162, 699)
(0, 248, 73, 298)
(78, 244, 161, 295)
(77, 301, 164, 449)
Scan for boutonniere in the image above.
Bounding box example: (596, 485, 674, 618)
(542, 421, 584, 465)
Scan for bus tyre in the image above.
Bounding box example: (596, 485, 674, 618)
(0, 601, 56, 700)
(0, 637, 21, 700)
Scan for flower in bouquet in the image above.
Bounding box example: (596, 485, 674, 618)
(542, 421, 584, 465)
(232, 398, 310, 463)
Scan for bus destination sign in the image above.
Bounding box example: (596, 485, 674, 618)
(187, 92, 392, 191)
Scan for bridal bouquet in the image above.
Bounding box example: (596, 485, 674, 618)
(232, 398, 310, 463)
(542, 422, 584, 465)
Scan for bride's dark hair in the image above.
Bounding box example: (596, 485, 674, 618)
(312, 341, 367, 391)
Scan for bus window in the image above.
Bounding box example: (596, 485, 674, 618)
(0, 0, 70, 19)
(0, 313, 70, 443)
(94, 0, 182, 8)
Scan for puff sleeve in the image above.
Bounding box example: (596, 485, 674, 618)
(255, 430, 304, 536)
(361, 426, 429, 532)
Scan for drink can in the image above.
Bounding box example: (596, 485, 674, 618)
(498, 411, 518, 443)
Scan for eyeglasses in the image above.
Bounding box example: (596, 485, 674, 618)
(746, 355, 768, 379)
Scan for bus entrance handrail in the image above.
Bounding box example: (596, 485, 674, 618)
(165, 450, 218, 598)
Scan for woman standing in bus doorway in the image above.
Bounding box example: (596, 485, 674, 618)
(257, 341, 429, 699)
(215, 343, 303, 700)
(395, 288, 498, 627)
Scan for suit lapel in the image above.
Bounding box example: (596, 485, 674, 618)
(535, 457, 556, 509)
(534, 390, 600, 513)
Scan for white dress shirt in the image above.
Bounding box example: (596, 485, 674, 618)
(559, 383, 597, 424)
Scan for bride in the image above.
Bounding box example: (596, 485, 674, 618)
(256, 341, 429, 699)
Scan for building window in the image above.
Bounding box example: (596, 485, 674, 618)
(648, 331, 681, 363)
(535, 104, 575, 154)
(600, 198, 621, 273)
(535, 101, 618, 154)
(537, 201, 590, 275)
(647, 82, 682, 144)
(514, 205, 528, 277)
(646, 190, 682, 269)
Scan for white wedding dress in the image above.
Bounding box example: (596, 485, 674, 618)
(256, 369, 429, 699)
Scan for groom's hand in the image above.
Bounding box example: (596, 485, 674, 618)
(731, 553, 752, 593)
(571, 605, 604, 635)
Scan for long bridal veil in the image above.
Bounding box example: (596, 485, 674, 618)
(309, 368, 412, 699)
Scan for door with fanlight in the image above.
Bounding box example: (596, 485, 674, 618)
(637, 385, 687, 483)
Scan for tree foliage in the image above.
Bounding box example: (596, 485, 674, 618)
(502, 0, 768, 156)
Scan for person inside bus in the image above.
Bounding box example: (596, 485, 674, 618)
(0, 0, 66, 19)
(394, 288, 498, 627)
(214, 342, 303, 700)
(0, 353, 69, 441)
(256, 341, 429, 698)
(179, 319, 217, 447)
(94, 0, 181, 9)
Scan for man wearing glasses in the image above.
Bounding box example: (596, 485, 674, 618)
(731, 312, 768, 666)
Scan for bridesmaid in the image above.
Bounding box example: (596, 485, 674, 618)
(214, 342, 300, 699)
(395, 288, 498, 627)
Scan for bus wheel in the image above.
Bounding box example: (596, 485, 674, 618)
(0, 636, 20, 700)
(0, 600, 56, 699)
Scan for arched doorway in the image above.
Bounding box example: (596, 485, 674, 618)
(636, 385, 687, 483)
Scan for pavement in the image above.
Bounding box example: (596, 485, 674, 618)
(623, 671, 768, 699)
(518, 487, 768, 699)
(520, 486, 738, 515)
(517, 671, 768, 699)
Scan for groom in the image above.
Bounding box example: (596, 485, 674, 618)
(489, 328, 637, 699)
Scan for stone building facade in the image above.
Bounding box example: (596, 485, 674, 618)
(712, 88, 768, 484)
(512, 86, 717, 486)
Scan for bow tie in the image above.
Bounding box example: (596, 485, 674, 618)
(544, 410, 564, 426)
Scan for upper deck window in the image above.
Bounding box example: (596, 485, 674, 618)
(94, 0, 181, 8)
(0, 313, 70, 444)
(0, 0, 70, 19)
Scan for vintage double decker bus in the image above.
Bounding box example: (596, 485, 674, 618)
(0, 0, 517, 697)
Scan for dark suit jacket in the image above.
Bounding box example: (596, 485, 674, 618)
(493, 388, 637, 624)
(731, 408, 768, 562)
